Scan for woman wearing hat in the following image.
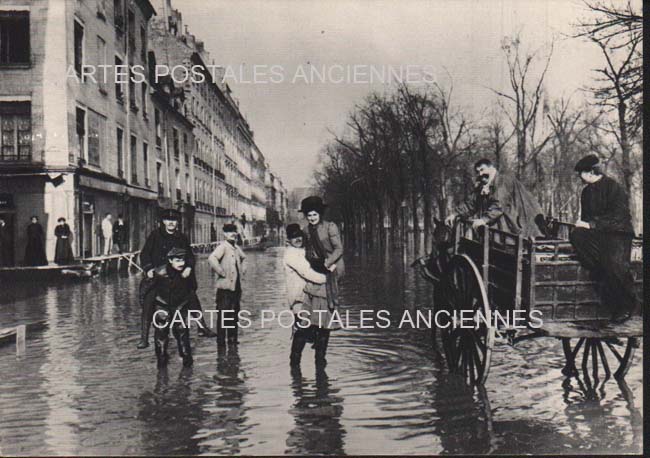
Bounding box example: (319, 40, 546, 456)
(299, 196, 345, 367)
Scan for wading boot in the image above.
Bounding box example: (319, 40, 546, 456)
(174, 327, 193, 367)
(155, 336, 169, 368)
(137, 317, 151, 349)
(314, 328, 330, 368)
(290, 326, 309, 367)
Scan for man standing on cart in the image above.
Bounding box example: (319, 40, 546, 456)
(445, 158, 544, 239)
(570, 154, 638, 324)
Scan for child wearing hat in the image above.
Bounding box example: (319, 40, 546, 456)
(208, 224, 247, 345)
(283, 223, 328, 366)
(151, 247, 195, 367)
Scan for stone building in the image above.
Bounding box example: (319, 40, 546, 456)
(0, 0, 160, 263)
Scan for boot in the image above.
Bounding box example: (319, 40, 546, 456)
(154, 333, 169, 368)
(314, 328, 330, 368)
(197, 318, 218, 338)
(290, 325, 309, 367)
(137, 316, 151, 349)
(175, 327, 193, 367)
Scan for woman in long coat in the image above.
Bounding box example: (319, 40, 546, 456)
(54, 217, 74, 264)
(300, 196, 345, 367)
(24, 216, 48, 266)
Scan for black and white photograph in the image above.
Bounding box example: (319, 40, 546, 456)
(0, 0, 644, 456)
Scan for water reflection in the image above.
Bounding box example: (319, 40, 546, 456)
(286, 366, 345, 455)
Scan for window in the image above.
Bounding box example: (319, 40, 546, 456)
(87, 110, 105, 167)
(127, 10, 135, 51)
(128, 68, 137, 110)
(143, 142, 149, 186)
(185, 173, 190, 200)
(154, 108, 162, 146)
(157, 162, 163, 195)
(114, 55, 124, 102)
(0, 102, 31, 161)
(114, 0, 124, 30)
(175, 168, 181, 200)
(97, 36, 107, 93)
(116, 127, 124, 177)
(130, 134, 138, 183)
(76, 107, 86, 161)
(0, 12, 30, 65)
(140, 25, 146, 61)
(141, 83, 147, 117)
(172, 127, 179, 160)
(74, 20, 84, 77)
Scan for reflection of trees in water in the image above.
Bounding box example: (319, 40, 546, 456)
(137, 366, 205, 455)
(285, 366, 346, 455)
(561, 371, 642, 454)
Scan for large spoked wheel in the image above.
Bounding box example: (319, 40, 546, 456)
(561, 337, 638, 381)
(440, 254, 495, 385)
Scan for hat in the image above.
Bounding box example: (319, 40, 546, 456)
(286, 223, 303, 239)
(167, 247, 187, 259)
(299, 196, 327, 214)
(160, 208, 180, 220)
(574, 154, 600, 172)
(223, 223, 238, 233)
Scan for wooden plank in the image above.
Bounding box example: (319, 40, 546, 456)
(15, 325, 25, 356)
(537, 317, 643, 338)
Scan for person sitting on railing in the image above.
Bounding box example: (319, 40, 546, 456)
(570, 154, 638, 324)
(444, 158, 544, 239)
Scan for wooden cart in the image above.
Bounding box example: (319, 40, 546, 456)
(414, 221, 643, 385)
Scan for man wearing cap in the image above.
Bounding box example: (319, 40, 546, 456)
(570, 154, 638, 323)
(136, 208, 216, 349)
(208, 223, 246, 345)
(445, 158, 544, 239)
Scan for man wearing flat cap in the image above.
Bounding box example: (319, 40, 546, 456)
(208, 223, 246, 345)
(570, 154, 638, 323)
(136, 208, 216, 349)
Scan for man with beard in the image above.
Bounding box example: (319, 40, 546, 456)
(445, 158, 544, 239)
(136, 208, 216, 349)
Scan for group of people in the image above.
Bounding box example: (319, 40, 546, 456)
(0, 215, 76, 267)
(444, 155, 639, 324)
(136, 195, 345, 370)
(101, 213, 129, 255)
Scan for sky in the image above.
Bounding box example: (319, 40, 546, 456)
(172, 0, 610, 190)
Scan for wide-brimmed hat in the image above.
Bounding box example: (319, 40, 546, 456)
(160, 208, 180, 220)
(299, 196, 327, 214)
(574, 154, 600, 172)
(223, 223, 238, 233)
(167, 247, 187, 259)
(286, 223, 303, 239)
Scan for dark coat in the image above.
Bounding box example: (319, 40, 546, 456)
(457, 171, 543, 239)
(302, 220, 345, 279)
(113, 221, 128, 244)
(152, 264, 194, 310)
(24, 222, 47, 266)
(140, 227, 196, 290)
(54, 224, 74, 264)
(580, 175, 634, 235)
(0, 223, 11, 267)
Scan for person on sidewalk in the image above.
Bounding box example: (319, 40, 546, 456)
(113, 214, 129, 254)
(0, 217, 11, 267)
(54, 217, 74, 264)
(300, 196, 345, 368)
(208, 224, 246, 346)
(137, 208, 216, 349)
(283, 223, 327, 367)
(24, 216, 48, 266)
(150, 247, 194, 368)
(101, 213, 113, 256)
(569, 154, 639, 324)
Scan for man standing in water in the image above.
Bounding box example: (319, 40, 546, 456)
(137, 209, 216, 349)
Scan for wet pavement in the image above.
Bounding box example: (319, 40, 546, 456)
(0, 246, 643, 455)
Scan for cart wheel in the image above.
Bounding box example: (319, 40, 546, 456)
(561, 337, 638, 380)
(440, 254, 495, 385)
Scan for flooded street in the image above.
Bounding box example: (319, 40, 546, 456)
(0, 246, 643, 455)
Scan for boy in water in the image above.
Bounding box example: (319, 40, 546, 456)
(151, 247, 194, 367)
(283, 223, 327, 367)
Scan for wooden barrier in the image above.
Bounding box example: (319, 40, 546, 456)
(0, 320, 48, 356)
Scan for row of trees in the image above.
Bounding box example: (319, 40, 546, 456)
(313, 1, 643, 251)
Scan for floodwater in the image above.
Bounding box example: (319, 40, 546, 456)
(0, 246, 643, 455)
